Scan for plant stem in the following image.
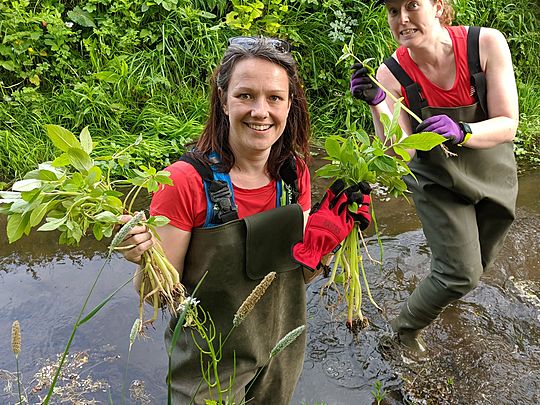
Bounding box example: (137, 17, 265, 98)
(43, 258, 109, 404)
(121, 348, 132, 405)
(16, 356, 22, 405)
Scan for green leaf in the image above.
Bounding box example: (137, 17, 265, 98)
(7, 213, 29, 243)
(12, 179, 42, 192)
(399, 132, 446, 151)
(67, 147, 93, 173)
(353, 129, 371, 146)
(147, 215, 170, 227)
(37, 169, 61, 181)
(393, 146, 411, 162)
(45, 125, 82, 152)
(52, 153, 71, 167)
(372, 155, 397, 173)
(147, 179, 159, 192)
(325, 137, 341, 159)
(93, 223, 104, 240)
(67, 6, 96, 27)
(379, 113, 392, 138)
(315, 164, 342, 179)
(30, 201, 54, 227)
(80, 126, 93, 154)
(38, 216, 66, 232)
(94, 211, 120, 224)
(85, 166, 102, 185)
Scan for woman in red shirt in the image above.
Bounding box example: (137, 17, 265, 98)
(120, 37, 371, 403)
(351, 0, 518, 353)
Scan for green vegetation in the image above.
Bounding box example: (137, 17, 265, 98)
(1, 0, 538, 183)
(317, 101, 445, 328)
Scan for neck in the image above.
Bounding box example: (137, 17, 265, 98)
(229, 147, 272, 188)
(408, 25, 452, 68)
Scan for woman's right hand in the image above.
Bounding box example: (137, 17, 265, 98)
(117, 214, 154, 264)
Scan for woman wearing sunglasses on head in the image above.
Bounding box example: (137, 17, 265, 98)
(119, 37, 371, 403)
(351, 0, 518, 353)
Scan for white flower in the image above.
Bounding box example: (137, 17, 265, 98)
(176, 296, 199, 313)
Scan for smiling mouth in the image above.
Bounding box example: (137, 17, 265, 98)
(246, 123, 272, 131)
(400, 28, 417, 36)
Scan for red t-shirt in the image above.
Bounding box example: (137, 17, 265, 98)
(150, 159, 311, 231)
(396, 25, 476, 108)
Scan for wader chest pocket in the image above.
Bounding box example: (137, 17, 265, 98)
(244, 204, 304, 280)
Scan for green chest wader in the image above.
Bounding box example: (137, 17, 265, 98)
(398, 103, 518, 332)
(166, 204, 306, 404)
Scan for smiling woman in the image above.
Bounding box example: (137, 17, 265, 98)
(221, 57, 292, 175)
(115, 36, 372, 404)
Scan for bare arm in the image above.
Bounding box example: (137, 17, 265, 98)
(464, 27, 519, 148)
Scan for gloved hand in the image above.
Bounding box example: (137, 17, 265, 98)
(350, 63, 386, 105)
(292, 180, 372, 272)
(416, 114, 465, 144)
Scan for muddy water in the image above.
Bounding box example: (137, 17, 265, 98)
(1, 166, 539, 405)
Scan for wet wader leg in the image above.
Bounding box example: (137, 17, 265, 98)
(245, 332, 306, 405)
(475, 196, 516, 270)
(393, 184, 484, 349)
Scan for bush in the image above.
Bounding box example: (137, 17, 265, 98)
(0, 0, 538, 181)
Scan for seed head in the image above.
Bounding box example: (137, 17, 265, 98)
(11, 320, 21, 357)
(129, 318, 142, 349)
(270, 325, 305, 358)
(109, 211, 145, 253)
(233, 272, 276, 327)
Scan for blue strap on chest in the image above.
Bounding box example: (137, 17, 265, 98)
(179, 151, 299, 228)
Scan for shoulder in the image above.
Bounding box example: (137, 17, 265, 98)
(474, 27, 512, 71)
(477, 27, 510, 54)
(295, 157, 311, 210)
(166, 160, 202, 177)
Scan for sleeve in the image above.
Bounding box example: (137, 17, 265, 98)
(296, 159, 311, 211)
(149, 161, 207, 231)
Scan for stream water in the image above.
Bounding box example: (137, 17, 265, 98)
(1, 164, 539, 405)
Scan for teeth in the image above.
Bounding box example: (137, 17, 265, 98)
(248, 124, 271, 131)
(401, 29, 416, 35)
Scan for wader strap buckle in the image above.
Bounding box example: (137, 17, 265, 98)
(208, 180, 239, 224)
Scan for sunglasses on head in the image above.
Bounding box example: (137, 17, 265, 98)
(228, 36, 291, 53)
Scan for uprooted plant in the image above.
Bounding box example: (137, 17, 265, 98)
(0, 124, 185, 326)
(317, 106, 446, 332)
(0, 125, 186, 403)
(313, 39, 449, 332)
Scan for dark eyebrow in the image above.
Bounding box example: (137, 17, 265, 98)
(234, 86, 288, 94)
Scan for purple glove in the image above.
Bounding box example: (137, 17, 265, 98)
(416, 114, 465, 144)
(350, 63, 385, 106)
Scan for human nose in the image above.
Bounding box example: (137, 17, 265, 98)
(251, 98, 269, 118)
(400, 8, 410, 24)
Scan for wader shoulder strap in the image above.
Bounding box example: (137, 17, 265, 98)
(277, 156, 299, 206)
(383, 56, 427, 132)
(467, 26, 488, 118)
(179, 152, 239, 227)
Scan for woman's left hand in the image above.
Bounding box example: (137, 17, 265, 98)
(416, 114, 465, 144)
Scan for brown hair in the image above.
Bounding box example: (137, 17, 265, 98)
(195, 37, 311, 179)
(437, 0, 455, 26)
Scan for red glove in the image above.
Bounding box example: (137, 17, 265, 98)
(292, 180, 372, 272)
(345, 181, 372, 231)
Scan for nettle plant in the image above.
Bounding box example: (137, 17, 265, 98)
(317, 40, 447, 331)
